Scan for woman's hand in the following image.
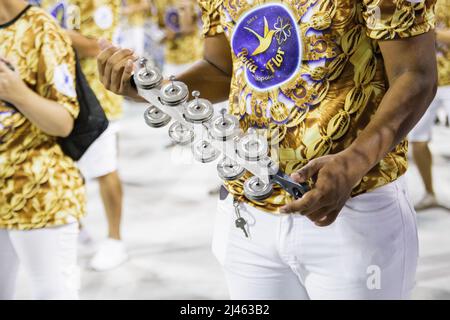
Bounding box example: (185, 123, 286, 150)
(0, 58, 33, 105)
(280, 150, 368, 227)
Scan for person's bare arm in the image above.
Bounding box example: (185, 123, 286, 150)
(436, 29, 450, 45)
(176, 34, 232, 103)
(346, 32, 437, 167)
(0, 59, 74, 137)
(281, 32, 437, 226)
(67, 30, 100, 59)
(96, 33, 232, 103)
(122, 0, 150, 16)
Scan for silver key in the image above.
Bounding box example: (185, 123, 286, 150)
(233, 199, 248, 238)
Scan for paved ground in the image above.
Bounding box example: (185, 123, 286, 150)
(15, 102, 450, 300)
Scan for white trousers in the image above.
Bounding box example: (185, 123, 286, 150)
(212, 178, 418, 300)
(77, 121, 120, 180)
(0, 223, 80, 300)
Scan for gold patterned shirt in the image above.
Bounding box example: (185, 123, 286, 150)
(64, 0, 124, 120)
(199, 0, 436, 212)
(436, 0, 450, 86)
(125, 0, 147, 27)
(0, 6, 85, 230)
(155, 0, 204, 65)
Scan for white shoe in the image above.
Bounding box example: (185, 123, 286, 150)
(414, 193, 438, 211)
(89, 238, 128, 271)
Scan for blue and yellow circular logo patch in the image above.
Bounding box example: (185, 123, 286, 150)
(231, 3, 302, 92)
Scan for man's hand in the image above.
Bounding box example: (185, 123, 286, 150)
(96, 39, 140, 99)
(280, 150, 367, 227)
(0, 58, 32, 105)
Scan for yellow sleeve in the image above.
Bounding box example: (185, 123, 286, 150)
(35, 17, 79, 119)
(198, 0, 223, 37)
(361, 0, 436, 40)
(69, 0, 120, 41)
(156, 0, 166, 28)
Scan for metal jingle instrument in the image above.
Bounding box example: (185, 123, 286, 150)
(183, 91, 214, 124)
(243, 176, 274, 201)
(134, 58, 163, 90)
(258, 156, 310, 199)
(159, 76, 189, 107)
(236, 129, 269, 161)
(209, 109, 241, 141)
(216, 157, 246, 181)
(192, 140, 220, 163)
(168, 121, 195, 145)
(143, 105, 171, 128)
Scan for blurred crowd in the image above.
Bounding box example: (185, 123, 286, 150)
(0, 0, 205, 299)
(0, 0, 449, 300)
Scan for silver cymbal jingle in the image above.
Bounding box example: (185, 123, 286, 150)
(168, 121, 194, 145)
(243, 176, 274, 201)
(134, 59, 163, 90)
(159, 78, 189, 106)
(184, 91, 214, 124)
(209, 113, 240, 141)
(143, 105, 171, 128)
(258, 156, 279, 176)
(236, 132, 269, 161)
(192, 140, 219, 163)
(216, 157, 246, 181)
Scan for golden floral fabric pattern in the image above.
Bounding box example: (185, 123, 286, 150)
(199, 0, 223, 36)
(165, 33, 204, 65)
(125, 0, 147, 26)
(436, 0, 450, 86)
(362, 0, 436, 39)
(154, 0, 204, 64)
(68, 0, 124, 120)
(199, 0, 435, 213)
(0, 7, 85, 230)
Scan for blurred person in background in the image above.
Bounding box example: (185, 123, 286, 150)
(151, 0, 205, 150)
(409, 0, 450, 211)
(155, 0, 203, 77)
(121, 0, 149, 56)
(0, 0, 85, 299)
(40, 0, 128, 271)
(97, 0, 437, 299)
(143, 1, 165, 70)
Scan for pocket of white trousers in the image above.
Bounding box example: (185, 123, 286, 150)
(212, 198, 233, 266)
(343, 181, 400, 214)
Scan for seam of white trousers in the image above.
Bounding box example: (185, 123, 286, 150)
(395, 179, 408, 299)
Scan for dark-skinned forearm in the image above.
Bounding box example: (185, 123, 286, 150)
(176, 34, 232, 103)
(176, 59, 231, 103)
(345, 70, 437, 175)
(126, 59, 231, 103)
(68, 30, 100, 59)
(118, 34, 232, 103)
